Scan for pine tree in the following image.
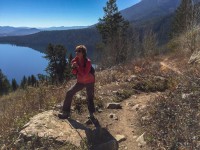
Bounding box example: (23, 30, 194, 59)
(96, 0, 129, 66)
(44, 44, 67, 84)
(142, 29, 158, 57)
(64, 53, 73, 81)
(0, 69, 11, 96)
(20, 76, 27, 89)
(27, 76, 32, 86)
(170, 0, 193, 37)
(37, 74, 48, 82)
(11, 78, 18, 91)
(31, 75, 37, 86)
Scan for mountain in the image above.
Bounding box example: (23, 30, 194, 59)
(0, 26, 41, 36)
(40, 26, 88, 31)
(0, 0, 183, 54)
(121, 0, 180, 23)
(0, 27, 101, 57)
(0, 26, 89, 37)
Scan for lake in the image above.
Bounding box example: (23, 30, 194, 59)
(0, 44, 48, 83)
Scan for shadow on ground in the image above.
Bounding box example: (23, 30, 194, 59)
(67, 118, 118, 150)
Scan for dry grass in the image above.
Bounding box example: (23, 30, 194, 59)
(0, 55, 199, 149)
(0, 82, 75, 146)
(138, 63, 200, 150)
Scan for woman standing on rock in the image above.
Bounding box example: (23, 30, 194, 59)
(58, 45, 96, 120)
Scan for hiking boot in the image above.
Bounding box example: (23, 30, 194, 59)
(58, 111, 70, 119)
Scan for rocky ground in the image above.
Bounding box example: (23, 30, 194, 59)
(2, 55, 199, 150)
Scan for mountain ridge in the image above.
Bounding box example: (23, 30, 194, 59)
(0, 26, 89, 37)
(0, 0, 182, 54)
(121, 0, 180, 23)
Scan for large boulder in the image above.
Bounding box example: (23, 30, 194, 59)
(18, 110, 118, 150)
(19, 110, 89, 147)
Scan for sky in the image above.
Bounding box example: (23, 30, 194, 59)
(0, 0, 140, 28)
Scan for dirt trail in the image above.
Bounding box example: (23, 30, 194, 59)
(74, 58, 184, 149)
(97, 93, 160, 150)
(160, 58, 183, 75)
(96, 58, 183, 149)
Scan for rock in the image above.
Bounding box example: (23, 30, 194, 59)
(197, 141, 200, 148)
(154, 76, 167, 81)
(107, 103, 122, 109)
(115, 134, 126, 143)
(112, 91, 118, 94)
(54, 103, 62, 110)
(27, 141, 32, 149)
(14, 138, 24, 147)
(141, 116, 151, 122)
(182, 93, 192, 99)
(126, 102, 134, 107)
(127, 75, 137, 82)
(95, 106, 103, 113)
(139, 105, 147, 111)
(132, 104, 141, 111)
(188, 51, 200, 64)
(97, 109, 103, 113)
(109, 113, 118, 120)
(19, 110, 89, 147)
(1, 144, 7, 150)
(133, 136, 137, 139)
(136, 132, 146, 147)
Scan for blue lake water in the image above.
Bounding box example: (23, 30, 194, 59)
(0, 44, 48, 83)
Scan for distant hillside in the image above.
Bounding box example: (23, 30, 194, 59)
(121, 0, 180, 23)
(0, 0, 182, 55)
(0, 27, 101, 57)
(40, 26, 88, 31)
(0, 26, 89, 37)
(0, 26, 41, 36)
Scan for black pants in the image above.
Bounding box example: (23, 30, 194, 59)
(62, 82, 95, 113)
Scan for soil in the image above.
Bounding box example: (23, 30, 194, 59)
(70, 57, 183, 149)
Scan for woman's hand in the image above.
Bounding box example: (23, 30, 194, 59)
(72, 62, 78, 68)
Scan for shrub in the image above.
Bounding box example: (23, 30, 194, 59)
(132, 75, 169, 92)
(140, 83, 200, 150)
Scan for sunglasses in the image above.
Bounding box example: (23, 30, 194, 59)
(75, 50, 82, 53)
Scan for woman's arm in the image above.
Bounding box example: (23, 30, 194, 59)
(76, 59, 91, 77)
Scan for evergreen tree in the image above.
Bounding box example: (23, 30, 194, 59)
(37, 74, 48, 82)
(170, 0, 193, 37)
(142, 29, 158, 57)
(0, 69, 11, 96)
(11, 78, 18, 91)
(31, 75, 37, 86)
(27, 76, 32, 86)
(96, 0, 129, 66)
(65, 53, 73, 81)
(44, 44, 67, 84)
(20, 76, 27, 89)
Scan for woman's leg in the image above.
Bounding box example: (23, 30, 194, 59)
(62, 83, 84, 113)
(86, 83, 95, 115)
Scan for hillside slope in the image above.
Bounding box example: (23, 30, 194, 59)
(121, 0, 180, 23)
(0, 0, 181, 54)
(0, 54, 199, 149)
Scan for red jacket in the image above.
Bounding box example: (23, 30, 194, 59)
(71, 57, 95, 84)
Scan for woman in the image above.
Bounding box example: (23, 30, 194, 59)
(58, 45, 95, 120)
